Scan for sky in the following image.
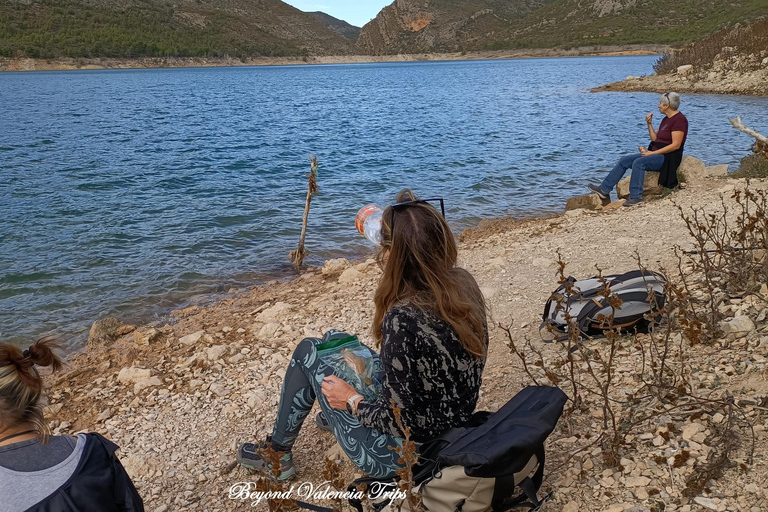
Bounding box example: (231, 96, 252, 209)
(283, 0, 391, 28)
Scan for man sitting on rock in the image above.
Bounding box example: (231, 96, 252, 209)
(588, 92, 688, 207)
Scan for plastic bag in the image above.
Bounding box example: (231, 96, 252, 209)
(317, 334, 382, 402)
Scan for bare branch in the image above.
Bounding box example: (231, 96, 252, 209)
(729, 116, 768, 144)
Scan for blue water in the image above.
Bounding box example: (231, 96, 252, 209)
(1, 56, 767, 348)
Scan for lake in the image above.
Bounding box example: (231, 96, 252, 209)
(1, 56, 767, 348)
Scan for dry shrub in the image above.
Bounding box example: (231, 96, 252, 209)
(508, 183, 766, 489)
(732, 152, 768, 179)
(654, 19, 768, 74)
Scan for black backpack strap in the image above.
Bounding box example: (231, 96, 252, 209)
(295, 500, 335, 512)
(347, 477, 400, 512)
(492, 446, 547, 511)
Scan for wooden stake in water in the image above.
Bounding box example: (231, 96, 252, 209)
(289, 155, 319, 267)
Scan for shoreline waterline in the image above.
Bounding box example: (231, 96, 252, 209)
(0, 45, 664, 73)
(43, 207, 562, 355)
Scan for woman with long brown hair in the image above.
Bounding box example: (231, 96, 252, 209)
(0, 338, 143, 512)
(238, 189, 488, 479)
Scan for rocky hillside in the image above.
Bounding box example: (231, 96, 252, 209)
(308, 11, 360, 41)
(358, 0, 768, 55)
(0, 0, 355, 59)
(593, 19, 768, 96)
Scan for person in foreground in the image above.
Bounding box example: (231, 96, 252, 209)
(588, 92, 688, 207)
(237, 189, 488, 479)
(0, 338, 144, 512)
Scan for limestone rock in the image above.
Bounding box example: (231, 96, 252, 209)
(209, 383, 227, 397)
(693, 497, 717, 510)
(624, 475, 650, 487)
(678, 156, 707, 184)
(602, 504, 633, 512)
(88, 317, 135, 345)
(566, 193, 609, 211)
(338, 267, 363, 284)
(562, 502, 580, 512)
(117, 367, 152, 383)
(259, 322, 281, 339)
(617, 172, 661, 199)
(179, 330, 205, 346)
(134, 376, 163, 394)
(255, 302, 293, 323)
(682, 422, 702, 441)
(134, 327, 161, 347)
(720, 315, 756, 334)
(206, 345, 228, 361)
(322, 258, 350, 274)
(677, 64, 694, 75)
(705, 164, 729, 178)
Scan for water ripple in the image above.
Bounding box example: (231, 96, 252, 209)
(1, 57, 767, 348)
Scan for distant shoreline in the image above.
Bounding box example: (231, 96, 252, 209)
(0, 45, 664, 72)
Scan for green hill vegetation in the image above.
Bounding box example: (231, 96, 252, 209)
(358, 0, 768, 55)
(498, 0, 768, 49)
(308, 11, 360, 41)
(0, 0, 353, 59)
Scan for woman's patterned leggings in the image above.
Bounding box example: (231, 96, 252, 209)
(270, 330, 404, 478)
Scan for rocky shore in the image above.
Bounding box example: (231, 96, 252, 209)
(593, 54, 768, 96)
(44, 169, 768, 512)
(0, 45, 662, 72)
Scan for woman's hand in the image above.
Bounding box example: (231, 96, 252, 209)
(639, 147, 650, 156)
(645, 113, 653, 124)
(321, 375, 357, 410)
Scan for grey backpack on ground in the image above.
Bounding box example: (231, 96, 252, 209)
(540, 269, 667, 343)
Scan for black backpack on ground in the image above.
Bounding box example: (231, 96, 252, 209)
(345, 385, 568, 512)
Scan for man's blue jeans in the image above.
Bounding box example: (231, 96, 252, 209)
(599, 153, 664, 199)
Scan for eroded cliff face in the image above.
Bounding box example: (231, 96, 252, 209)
(356, 0, 547, 55)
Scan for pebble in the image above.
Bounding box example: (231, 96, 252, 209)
(693, 497, 718, 510)
(179, 330, 205, 345)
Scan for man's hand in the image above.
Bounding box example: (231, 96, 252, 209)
(321, 375, 357, 410)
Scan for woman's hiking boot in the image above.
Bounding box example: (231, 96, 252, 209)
(236, 437, 296, 481)
(316, 412, 332, 432)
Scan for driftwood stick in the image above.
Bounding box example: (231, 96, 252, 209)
(289, 155, 319, 267)
(728, 116, 768, 144)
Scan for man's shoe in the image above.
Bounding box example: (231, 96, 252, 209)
(237, 439, 296, 481)
(623, 197, 644, 207)
(587, 184, 609, 200)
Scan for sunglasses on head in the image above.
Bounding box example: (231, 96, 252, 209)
(388, 198, 445, 235)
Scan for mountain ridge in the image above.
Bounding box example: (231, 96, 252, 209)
(357, 0, 768, 55)
(0, 0, 355, 59)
